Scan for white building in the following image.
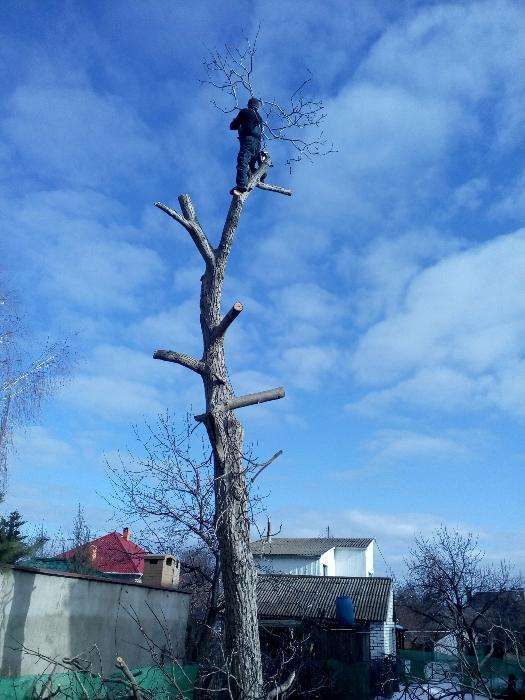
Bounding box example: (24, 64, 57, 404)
(250, 537, 375, 577)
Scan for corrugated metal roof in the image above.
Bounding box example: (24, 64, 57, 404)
(250, 537, 373, 557)
(257, 574, 392, 623)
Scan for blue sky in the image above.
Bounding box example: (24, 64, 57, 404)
(2, 0, 525, 575)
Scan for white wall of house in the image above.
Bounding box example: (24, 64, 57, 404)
(334, 547, 364, 576)
(368, 588, 395, 659)
(255, 542, 375, 577)
(319, 548, 336, 575)
(0, 567, 190, 677)
(333, 543, 374, 577)
(256, 555, 320, 575)
(365, 541, 374, 576)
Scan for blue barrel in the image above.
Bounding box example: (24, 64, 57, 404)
(335, 596, 355, 625)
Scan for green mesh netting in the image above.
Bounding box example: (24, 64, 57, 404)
(0, 663, 198, 699)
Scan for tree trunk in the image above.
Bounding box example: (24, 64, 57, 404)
(154, 163, 289, 699)
(199, 207, 263, 697)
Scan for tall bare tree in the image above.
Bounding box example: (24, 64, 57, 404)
(0, 291, 71, 496)
(152, 35, 328, 698)
(153, 172, 288, 698)
(399, 527, 524, 699)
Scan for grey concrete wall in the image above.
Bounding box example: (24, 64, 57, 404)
(0, 567, 190, 677)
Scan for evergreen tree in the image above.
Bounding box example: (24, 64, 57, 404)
(69, 504, 92, 572)
(0, 507, 47, 566)
(0, 510, 28, 564)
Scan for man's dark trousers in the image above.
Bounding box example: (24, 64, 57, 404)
(236, 135, 261, 189)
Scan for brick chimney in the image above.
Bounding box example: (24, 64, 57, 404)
(87, 544, 97, 565)
(122, 527, 131, 541)
(142, 554, 180, 588)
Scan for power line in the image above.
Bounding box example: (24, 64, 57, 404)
(375, 539, 396, 581)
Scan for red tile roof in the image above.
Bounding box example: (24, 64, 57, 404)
(62, 531, 146, 575)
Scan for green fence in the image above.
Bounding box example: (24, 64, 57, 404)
(399, 649, 525, 695)
(0, 663, 199, 699)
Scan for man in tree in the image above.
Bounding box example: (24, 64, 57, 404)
(229, 96, 267, 195)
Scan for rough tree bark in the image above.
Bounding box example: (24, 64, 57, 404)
(154, 160, 291, 699)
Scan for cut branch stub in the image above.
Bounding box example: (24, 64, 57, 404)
(212, 301, 243, 340)
(256, 182, 292, 196)
(225, 386, 285, 411)
(194, 386, 285, 422)
(178, 193, 196, 221)
(153, 349, 205, 375)
(115, 656, 143, 700)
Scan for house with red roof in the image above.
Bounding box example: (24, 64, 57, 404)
(61, 527, 145, 581)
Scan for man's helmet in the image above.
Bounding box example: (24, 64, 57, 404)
(248, 97, 262, 110)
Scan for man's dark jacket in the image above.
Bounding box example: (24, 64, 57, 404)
(230, 108, 262, 139)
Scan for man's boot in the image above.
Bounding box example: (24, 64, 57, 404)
(260, 151, 269, 181)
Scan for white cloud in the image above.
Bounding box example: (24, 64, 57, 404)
(348, 366, 490, 415)
(278, 0, 525, 240)
(365, 428, 468, 463)
(350, 230, 525, 419)
(452, 178, 490, 213)
(341, 508, 441, 542)
(246, 222, 331, 285)
(42, 238, 165, 313)
(130, 299, 201, 353)
(57, 339, 204, 423)
(489, 169, 525, 221)
(361, 2, 525, 101)
(338, 230, 463, 326)
(60, 375, 164, 422)
(13, 425, 73, 468)
(2, 85, 162, 189)
(269, 283, 345, 345)
(230, 369, 280, 396)
(85, 345, 169, 382)
(2, 188, 167, 316)
(278, 345, 340, 391)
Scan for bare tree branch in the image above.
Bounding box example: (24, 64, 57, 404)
(153, 350, 206, 375)
(225, 387, 285, 411)
(195, 387, 285, 422)
(154, 201, 215, 266)
(212, 302, 243, 341)
(178, 194, 198, 222)
(202, 30, 334, 167)
(250, 450, 283, 483)
(256, 182, 292, 196)
(115, 656, 144, 700)
(266, 670, 296, 699)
